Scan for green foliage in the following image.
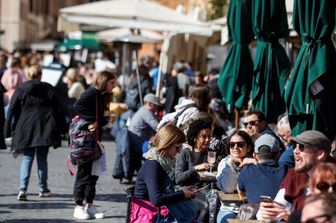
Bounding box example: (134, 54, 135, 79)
(207, 0, 228, 20)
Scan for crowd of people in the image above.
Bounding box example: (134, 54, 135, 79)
(1, 50, 336, 223)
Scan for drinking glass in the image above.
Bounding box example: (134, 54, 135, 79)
(207, 151, 216, 173)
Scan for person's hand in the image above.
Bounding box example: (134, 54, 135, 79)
(259, 201, 288, 221)
(194, 162, 210, 171)
(239, 158, 256, 168)
(182, 186, 196, 199)
(231, 157, 244, 166)
(88, 122, 97, 132)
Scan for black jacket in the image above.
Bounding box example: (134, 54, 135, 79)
(73, 87, 108, 140)
(5, 80, 67, 151)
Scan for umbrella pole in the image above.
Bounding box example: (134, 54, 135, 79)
(133, 50, 143, 106)
(235, 109, 240, 129)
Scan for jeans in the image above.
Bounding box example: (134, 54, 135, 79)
(20, 147, 49, 192)
(216, 210, 237, 223)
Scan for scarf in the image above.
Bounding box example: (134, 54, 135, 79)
(143, 146, 176, 172)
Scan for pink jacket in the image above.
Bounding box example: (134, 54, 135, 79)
(1, 68, 27, 100)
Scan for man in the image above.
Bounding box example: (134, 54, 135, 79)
(277, 115, 295, 167)
(244, 110, 285, 150)
(237, 134, 289, 203)
(301, 193, 336, 223)
(257, 130, 335, 221)
(128, 93, 161, 173)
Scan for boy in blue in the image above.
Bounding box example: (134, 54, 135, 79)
(237, 134, 289, 204)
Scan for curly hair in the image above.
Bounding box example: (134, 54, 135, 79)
(186, 117, 213, 147)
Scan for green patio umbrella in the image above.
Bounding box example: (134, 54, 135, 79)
(251, 0, 291, 123)
(217, 0, 254, 113)
(285, 0, 336, 139)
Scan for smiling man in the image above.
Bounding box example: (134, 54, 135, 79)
(244, 110, 285, 151)
(257, 130, 336, 221)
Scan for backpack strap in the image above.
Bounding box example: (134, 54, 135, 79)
(174, 103, 196, 119)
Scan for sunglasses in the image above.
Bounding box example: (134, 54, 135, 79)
(175, 145, 182, 152)
(291, 143, 311, 152)
(229, 141, 246, 149)
(315, 182, 336, 191)
(243, 120, 259, 128)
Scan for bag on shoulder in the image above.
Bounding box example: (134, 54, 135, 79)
(69, 115, 102, 165)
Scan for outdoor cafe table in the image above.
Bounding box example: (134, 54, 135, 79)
(218, 191, 245, 203)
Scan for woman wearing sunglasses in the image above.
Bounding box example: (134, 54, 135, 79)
(287, 162, 336, 223)
(216, 130, 253, 223)
(132, 124, 197, 223)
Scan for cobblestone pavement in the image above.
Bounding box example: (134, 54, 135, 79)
(0, 139, 129, 223)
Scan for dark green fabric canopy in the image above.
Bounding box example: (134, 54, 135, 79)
(251, 0, 291, 123)
(217, 0, 254, 113)
(285, 0, 336, 139)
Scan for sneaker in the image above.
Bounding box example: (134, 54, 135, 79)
(73, 206, 90, 220)
(17, 190, 27, 201)
(86, 206, 104, 219)
(39, 189, 52, 198)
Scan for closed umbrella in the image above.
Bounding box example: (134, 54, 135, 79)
(285, 0, 336, 139)
(217, 0, 254, 114)
(251, 0, 291, 123)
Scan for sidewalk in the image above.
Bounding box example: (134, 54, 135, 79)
(0, 140, 128, 223)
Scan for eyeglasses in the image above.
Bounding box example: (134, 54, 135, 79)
(315, 182, 336, 192)
(302, 214, 331, 223)
(243, 120, 259, 128)
(229, 141, 246, 149)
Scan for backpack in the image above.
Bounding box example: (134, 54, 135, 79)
(68, 115, 102, 165)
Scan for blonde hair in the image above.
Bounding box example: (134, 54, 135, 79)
(28, 65, 42, 80)
(151, 124, 185, 156)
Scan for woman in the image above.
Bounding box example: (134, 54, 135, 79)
(5, 65, 67, 201)
(175, 117, 213, 187)
(158, 85, 211, 129)
(133, 124, 196, 222)
(216, 130, 253, 223)
(174, 117, 213, 222)
(72, 70, 117, 220)
(287, 162, 336, 223)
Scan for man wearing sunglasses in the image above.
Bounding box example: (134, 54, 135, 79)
(257, 130, 336, 222)
(244, 110, 285, 151)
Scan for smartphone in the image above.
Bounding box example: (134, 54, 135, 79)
(260, 195, 273, 203)
(193, 184, 209, 193)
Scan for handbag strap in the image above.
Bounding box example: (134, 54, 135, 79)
(95, 94, 99, 139)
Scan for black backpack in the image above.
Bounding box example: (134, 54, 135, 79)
(68, 115, 102, 165)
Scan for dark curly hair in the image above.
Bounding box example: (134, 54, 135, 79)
(186, 117, 213, 147)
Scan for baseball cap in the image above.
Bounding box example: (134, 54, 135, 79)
(143, 93, 161, 106)
(289, 130, 331, 153)
(254, 134, 280, 154)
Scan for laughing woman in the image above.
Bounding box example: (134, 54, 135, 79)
(216, 130, 253, 223)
